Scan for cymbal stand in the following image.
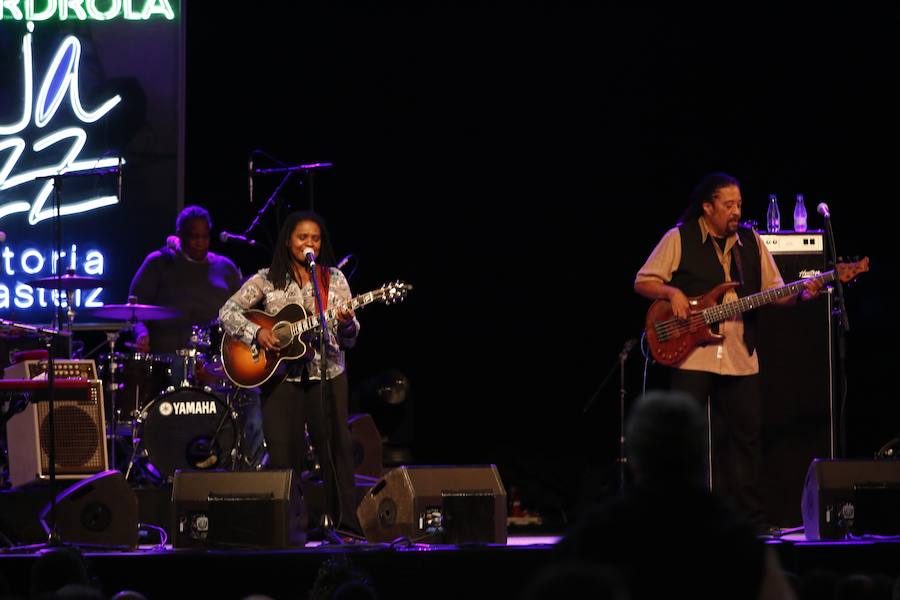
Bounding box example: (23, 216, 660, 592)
(104, 329, 123, 471)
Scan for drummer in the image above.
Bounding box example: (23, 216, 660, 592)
(129, 205, 242, 354)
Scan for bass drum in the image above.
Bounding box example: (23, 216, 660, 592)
(136, 387, 238, 482)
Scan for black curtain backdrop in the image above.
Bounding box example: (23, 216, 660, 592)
(184, 2, 897, 523)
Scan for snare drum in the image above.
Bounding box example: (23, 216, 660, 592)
(135, 387, 238, 481)
(98, 352, 172, 424)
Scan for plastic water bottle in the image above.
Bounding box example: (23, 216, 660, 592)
(793, 193, 808, 232)
(766, 194, 781, 233)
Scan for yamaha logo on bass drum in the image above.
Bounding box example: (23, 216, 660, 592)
(157, 400, 218, 417)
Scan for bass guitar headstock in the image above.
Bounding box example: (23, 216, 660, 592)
(836, 257, 870, 284)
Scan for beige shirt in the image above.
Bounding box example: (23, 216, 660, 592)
(635, 218, 786, 375)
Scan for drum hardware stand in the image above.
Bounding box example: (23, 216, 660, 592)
(104, 329, 123, 471)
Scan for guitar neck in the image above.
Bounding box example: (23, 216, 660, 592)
(295, 291, 381, 334)
(703, 270, 836, 324)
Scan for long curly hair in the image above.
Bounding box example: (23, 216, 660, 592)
(266, 211, 338, 288)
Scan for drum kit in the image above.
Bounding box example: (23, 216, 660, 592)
(16, 273, 266, 485)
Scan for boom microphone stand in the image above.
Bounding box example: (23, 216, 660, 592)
(584, 338, 638, 496)
(43, 167, 119, 545)
(242, 160, 333, 243)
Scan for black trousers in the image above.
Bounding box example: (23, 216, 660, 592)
(670, 369, 764, 527)
(262, 372, 361, 533)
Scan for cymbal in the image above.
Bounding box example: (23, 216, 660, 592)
(29, 273, 108, 290)
(83, 303, 182, 321)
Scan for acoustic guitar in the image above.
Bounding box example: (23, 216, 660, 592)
(221, 281, 412, 387)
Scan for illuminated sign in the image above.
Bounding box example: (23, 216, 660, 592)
(0, 243, 106, 310)
(1, 25, 123, 225)
(0, 0, 175, 21)
(3, 12, 180, 320)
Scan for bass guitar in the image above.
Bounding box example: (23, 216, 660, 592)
(645, 258, 868, 366)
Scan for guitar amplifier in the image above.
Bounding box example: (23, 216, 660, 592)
(757, 232, 835, 527)
(5, 379, 109, 487)
(3, 359, 98, 381)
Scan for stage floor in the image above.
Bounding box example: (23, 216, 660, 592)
(5, 481, 900, 599)
(3, 531, 900, 599)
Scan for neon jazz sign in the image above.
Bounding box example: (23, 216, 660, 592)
(1, 25, 123, 312)
(0, 0, 175, 21)
(1, 24, 124, 224)
(1, 244, 106, 310)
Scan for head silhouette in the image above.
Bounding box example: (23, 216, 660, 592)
(626, 390, 708, 488)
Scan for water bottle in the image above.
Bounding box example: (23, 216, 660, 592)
(766, 194, 780, 233)
(793, 193, 808, 232)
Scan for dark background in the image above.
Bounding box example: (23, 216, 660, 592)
(182, 2, 896, 524)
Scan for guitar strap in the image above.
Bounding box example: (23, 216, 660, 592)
(313, 265, 331, 310)
(730, 240, 745, 293)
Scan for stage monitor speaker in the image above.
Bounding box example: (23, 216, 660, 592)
(801, 459, 900, 540)
(39, 470, 139, 547)
(757, 233, 834, 527)
(348, 413, 383, 478)
(357, 465, 507, 544)
(171, 469, 305, 548)
(5, 380, 108, 487)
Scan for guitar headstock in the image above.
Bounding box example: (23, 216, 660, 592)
(836, 257, 870, 283)
(377, 280, 413, 305)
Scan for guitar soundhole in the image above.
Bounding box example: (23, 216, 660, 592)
(272, 323, 294, 349)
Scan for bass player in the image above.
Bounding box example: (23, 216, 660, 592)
(634, 172, 822, 534)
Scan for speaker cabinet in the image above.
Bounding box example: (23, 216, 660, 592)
(5, 380, 108, 487)
(801, 459, 900, 540)
(757, 233, 834, 527)
(348, 413, 383, 478)
(357, 465, 507, 544)
(40, 470, 139, 547)
(171, 469, 305, 548)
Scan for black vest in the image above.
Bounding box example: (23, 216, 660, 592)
(670, 220, 762, 356)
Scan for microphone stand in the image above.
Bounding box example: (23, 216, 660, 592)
(243, 161, 333, 239)
(28, 174, 68, 548)
(306, 257, 343, 544)
(822, 210, 851, 457)
(584, 338, 637, 496)
(8, 167, 120, 551)
(46, 174, 65, 545)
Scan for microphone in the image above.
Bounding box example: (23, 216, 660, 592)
(303, 247, 317, 266)
(817, 202, 830, 218)
(619, 338, 638, 360)
(248, 153, 254, 204)
(337, 254, 352, 269)
(219, 231, 256, 246)
(166, 235, 180, 252)
(0, 231, 6, 244)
